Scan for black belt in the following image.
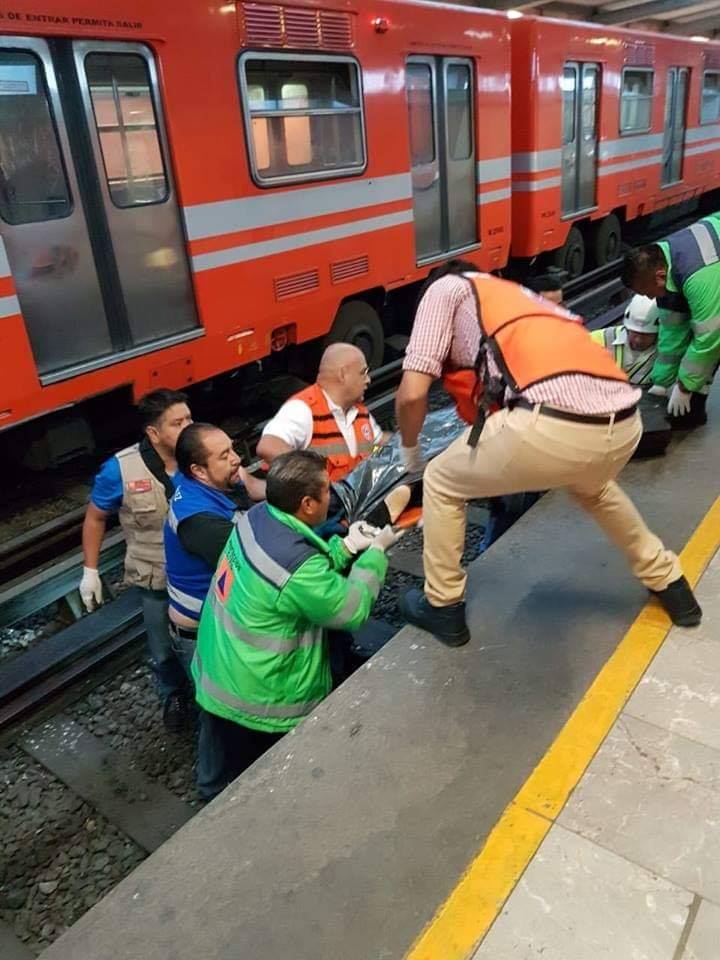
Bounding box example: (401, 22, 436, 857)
(509, 398, 637, 425)
(169, 622, 198, 640)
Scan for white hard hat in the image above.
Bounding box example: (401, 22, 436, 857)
(624, 294, 659, 334)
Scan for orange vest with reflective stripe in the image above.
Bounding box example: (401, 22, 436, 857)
(293, 383, 376, 482)
(470, 273, 628, 391)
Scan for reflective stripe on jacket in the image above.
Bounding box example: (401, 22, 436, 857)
(292, 383, 375, 482)
(192, 502, 388, 733)
(653, 214, 720, 391)
(116, 444, 168, 590)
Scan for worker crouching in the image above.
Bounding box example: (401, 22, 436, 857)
(395, 263, 702, 647)
(191, 450, 399, 796)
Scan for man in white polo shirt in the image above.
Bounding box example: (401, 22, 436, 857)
(258, 343, 386, 482)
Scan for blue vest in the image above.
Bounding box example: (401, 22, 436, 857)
(164, 475, 240, 623)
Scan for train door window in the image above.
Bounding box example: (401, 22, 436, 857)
(85, 53, 168, 207)
(620, 68, 653, 133)
(701, 71, 720, 124)
(405, 56, 476, 264)
(561, 62, 598, 217)
(240, 54, 366, 185)
(75, 42, 198, 349)
(0, 51, 71, 225)
(662, 67, 688, 186)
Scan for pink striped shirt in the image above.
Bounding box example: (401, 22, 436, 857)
(404, 274, 641, 415)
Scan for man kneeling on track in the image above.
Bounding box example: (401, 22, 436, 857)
(394, 260, 702, 648)
(191, 450, 400, 797)
(80, 388, 193, 733)
(258, 342, 411, 531)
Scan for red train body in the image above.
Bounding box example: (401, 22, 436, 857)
(0, 1, 718, 444)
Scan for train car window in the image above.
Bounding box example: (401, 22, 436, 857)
(407, 63, 435, 164)
(85, 53, 168, 208)
(620, 68, 654, 133)
(241, 55, 365, 184)
(561, 67, 576, 145)
(701, 71, 720, 124)
(446, 63, 472, 161)
(0, 50, 71, 225)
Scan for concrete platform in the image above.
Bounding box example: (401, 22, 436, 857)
(41, 397, 720, 960)
(474, 547, 720, 959)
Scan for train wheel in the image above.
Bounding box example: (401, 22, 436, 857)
(324, 300, 384, 369)
(552, 226, 585, 279)
(592, 214, 622, 266)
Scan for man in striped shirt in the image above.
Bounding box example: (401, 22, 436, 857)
(395, 261, 701, 647)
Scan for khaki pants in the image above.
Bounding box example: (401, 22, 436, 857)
(423, 406, 681, 606)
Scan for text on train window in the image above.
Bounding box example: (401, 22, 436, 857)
(241, 55, 365, 184)
(620, 68, 654, 134)
(701, 71, 720, 125)
(85, 53, 168, 208)
(0, 51, 71, 225)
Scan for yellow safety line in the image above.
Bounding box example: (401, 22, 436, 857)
(406, 495, 720, 960)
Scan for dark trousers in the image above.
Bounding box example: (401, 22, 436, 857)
(200, 712, 284, 800)
(142, 589, 187, 702)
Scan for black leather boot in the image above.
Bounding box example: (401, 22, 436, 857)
(399, 588, 470, 647)
(651, 576, 702, 627)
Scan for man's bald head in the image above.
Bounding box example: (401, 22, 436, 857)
(316, 342, 371, 410)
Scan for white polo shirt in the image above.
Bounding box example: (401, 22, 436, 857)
(262, 389, 383, 457)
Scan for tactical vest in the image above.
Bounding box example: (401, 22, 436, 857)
(116, 444, 169, 590)
(164, 475, 241, 623)
(192, 502, 387, 734)
(293, 383, 375, 481)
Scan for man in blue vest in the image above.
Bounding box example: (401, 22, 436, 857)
(622, 212, 720, 428)
(164, 422, 266, 798)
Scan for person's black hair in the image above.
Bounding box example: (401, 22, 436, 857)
(266, 450, 328, 514)
(416, 258, 480, 310)
(137, 388, 188, 431)
(621, 244, 666, 289)
(175, 422, 218, 477)
(525, 274, 563, 294)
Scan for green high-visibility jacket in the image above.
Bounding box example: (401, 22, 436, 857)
(192, 502, 388, 734)
(653, 213, 720, 392)
(590, 326, 655, 385)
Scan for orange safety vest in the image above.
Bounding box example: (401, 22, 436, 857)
(293, 383, 376, 482)
(441, 274, 628, 423)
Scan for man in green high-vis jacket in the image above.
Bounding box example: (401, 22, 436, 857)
(192, 449, 397, 797)
(623, 212, 720, 429)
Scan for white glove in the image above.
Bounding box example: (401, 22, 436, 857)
(79, 566, 103, 612)
(368, 525, 406, 553)
(667, 383, 692, 418)
(647, 384, 667, 398)
(400, 444, 426, 475)
(343, 521, 380, 555)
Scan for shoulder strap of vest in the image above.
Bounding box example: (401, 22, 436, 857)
(464, 277, 504, 449)
(139, 436, 175, 502)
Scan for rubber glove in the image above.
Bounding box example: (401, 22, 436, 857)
(79, 567, 103, 612)
(647, 384, 667, 398)
(667, 383, 692, 418)
(399, 444, 426, 475)
(343, 521, 380, 555)
(368, 525, 406, 553)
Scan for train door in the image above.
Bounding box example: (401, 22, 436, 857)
(561, 62, 599, 217)
(662, 67, 688, 186)
(0, 37, 197, 381)
(405, 56, 476, 264)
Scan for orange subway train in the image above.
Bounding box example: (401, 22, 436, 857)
(0, 1, 718, 453)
